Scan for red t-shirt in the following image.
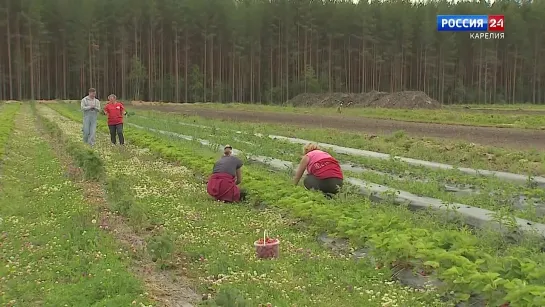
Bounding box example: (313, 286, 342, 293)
(104, 102, 125, 125)
(308, 157, 344, 180)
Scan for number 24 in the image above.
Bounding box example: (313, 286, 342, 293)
(490, 19, 504, 27)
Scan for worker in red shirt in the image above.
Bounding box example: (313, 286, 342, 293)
(293, 143, 343, 198)
(103, 94, 126, 145)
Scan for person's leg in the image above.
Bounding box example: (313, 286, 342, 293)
(82, 115, 90, 144)
(303, 174, 321, 191)
(319, 178, 343, 195)
(116, 124, 125, 145)
(88, 115, 97, 146)
(108, 125, 117, 144)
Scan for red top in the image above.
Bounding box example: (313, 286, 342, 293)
(104, 102, 125, 125)
(308, 157, 344, 179)
(305, 150, 343, 180)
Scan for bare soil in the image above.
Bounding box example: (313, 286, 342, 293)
(131, 104, 545, 150)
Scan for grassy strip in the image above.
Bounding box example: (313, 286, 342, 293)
(119, 106, 545, 176)
(49, 104, 545, 306)
(34, 105, 104, 181)
(104, 110, 545, 222)
(0, 103, 21, 158)
(39, 105, 448, 306)
(450, 104, 545, 110)
(170, 102, 545, 129)
(0, 107, 150, 306)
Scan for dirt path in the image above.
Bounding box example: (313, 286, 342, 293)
(131, 105, 545, 150)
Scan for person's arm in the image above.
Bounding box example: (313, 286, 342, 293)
(235, 167, 242, 185)
(95, 100, 100, 111)
(235, 158, 243, 184)
(81, 98, 92, 111)
(121, 104, 127, 116)
(293, 155, 309, 185)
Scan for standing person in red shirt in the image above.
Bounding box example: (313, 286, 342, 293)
(103, 94, 126, 145)
(293, 143, 344, 197)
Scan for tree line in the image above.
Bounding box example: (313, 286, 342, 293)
(0, 0, 544, 104)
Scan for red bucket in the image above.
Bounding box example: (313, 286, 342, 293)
(254, 231, 280, 259)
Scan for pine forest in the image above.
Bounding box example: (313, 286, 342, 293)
(0, 0, 544, 104)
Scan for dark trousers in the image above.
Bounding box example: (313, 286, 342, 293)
(108, 124, 124, 145)
(304, 175, 343, 196)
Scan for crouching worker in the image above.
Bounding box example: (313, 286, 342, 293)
(293, 143, 343, 197)
(207, 145, 247, 202)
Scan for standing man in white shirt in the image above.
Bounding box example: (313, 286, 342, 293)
(81, 88, 101, 146)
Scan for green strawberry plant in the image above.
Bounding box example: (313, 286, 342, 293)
(503, 279, 545, 306)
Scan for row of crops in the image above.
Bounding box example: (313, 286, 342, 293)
(46, 103, 545, 306)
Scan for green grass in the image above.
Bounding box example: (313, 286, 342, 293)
(0, 103, 21, 157)
(449, 104, 545, 110)
(37, 105, 451, 306)
(0, 107, 151, 306)
(113, 107, 545, 176)
(151, 102, 545, 129)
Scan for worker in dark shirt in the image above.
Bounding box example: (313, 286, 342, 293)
(206, 145, 247, 202)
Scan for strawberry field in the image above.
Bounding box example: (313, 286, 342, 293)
(2, 101, 545, 306)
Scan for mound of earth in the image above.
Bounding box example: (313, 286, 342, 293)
(287, 92, 387, 107)
(373, 91, 440, 109)
(288, 91, 441, 109)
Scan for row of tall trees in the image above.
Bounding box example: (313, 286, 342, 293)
(0, 0, 544, 104)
